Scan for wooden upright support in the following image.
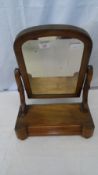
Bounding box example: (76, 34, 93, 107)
(81, 65, 93, 112)
(14, 68, 26, 113)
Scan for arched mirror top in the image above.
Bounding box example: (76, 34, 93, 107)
(14, 25, 92, 98)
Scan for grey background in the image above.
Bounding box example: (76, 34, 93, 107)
(0, 0, 98, 91)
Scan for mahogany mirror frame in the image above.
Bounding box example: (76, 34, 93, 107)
(14, 25, 95, 140)
(14, 25, 92, 98)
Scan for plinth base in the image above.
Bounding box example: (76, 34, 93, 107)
(15, 103, 94, 140)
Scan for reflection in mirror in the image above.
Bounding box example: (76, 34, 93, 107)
(22, 37, 84, 95)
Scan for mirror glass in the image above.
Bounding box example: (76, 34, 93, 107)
(22, 37, 84, 95)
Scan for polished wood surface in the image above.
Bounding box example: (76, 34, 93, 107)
(14, 68, 94, 140)
(14, 25, 94, 140)
(15, 103, 94, 140)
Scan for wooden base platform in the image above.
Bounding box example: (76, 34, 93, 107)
(15, 103, 94, 140)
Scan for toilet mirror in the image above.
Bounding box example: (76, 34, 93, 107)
(14, 25, 92, 98)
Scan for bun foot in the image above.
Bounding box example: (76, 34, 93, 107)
(82, 125, 94, 138)
(15, 127, 28, 140)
